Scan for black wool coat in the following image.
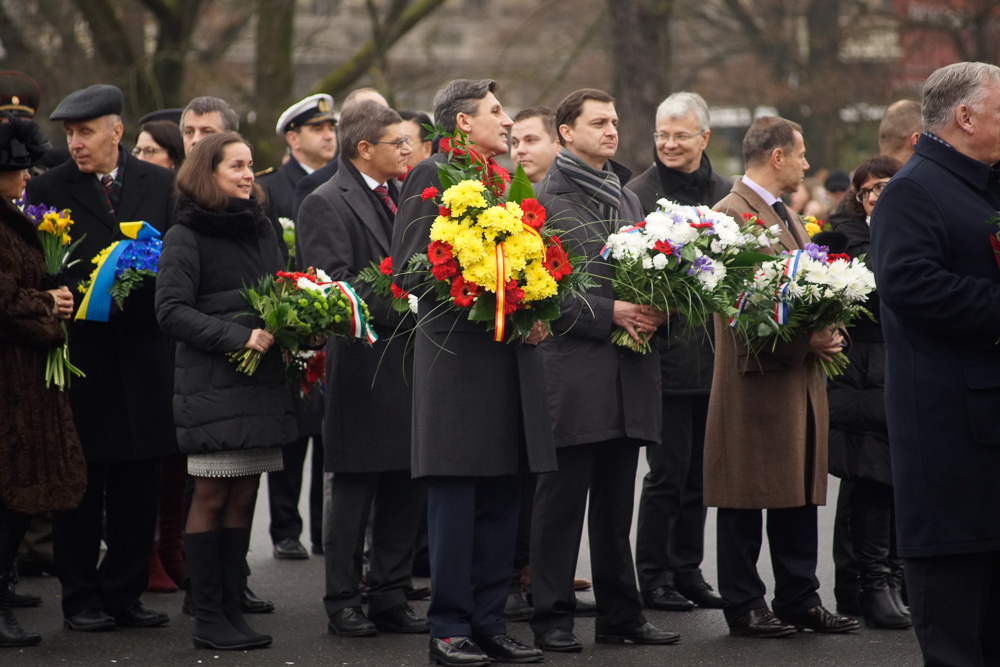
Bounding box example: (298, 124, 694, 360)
(627, 154, 732, 397)
(390, 153, 557, 478)
(298, 160, 414, 473)
(872, 133, 1000, 558)
(534, 156, 662, 448)
(24, 149, 176, 462)
(155, 195, 297, 455)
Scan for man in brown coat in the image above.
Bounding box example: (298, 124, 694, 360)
(706, 116, 858, 638)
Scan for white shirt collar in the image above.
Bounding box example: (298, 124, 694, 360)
(359, 171, 384, 191)
(97, 167, 119, 183)
(741, 174, 780, 207)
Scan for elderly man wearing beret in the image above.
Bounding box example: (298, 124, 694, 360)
(24, 84, 176, 633)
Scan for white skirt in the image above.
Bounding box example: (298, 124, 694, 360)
(187, 449, 284, 478)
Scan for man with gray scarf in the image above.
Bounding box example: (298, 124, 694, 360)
(529, 88, 679, 653)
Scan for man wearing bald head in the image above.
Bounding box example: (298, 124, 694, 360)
(878, 100, 922, 165)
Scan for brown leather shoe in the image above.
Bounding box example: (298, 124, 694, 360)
(728, 607, 797, 638)
(777, 605, 860, 633)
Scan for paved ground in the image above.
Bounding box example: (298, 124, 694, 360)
(6, 457, 922, 666)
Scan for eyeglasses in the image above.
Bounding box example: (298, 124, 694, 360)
(855, 180, 889, 203)
(131, 146, 164, 158)
(653, 130, 707, 143)
(371, 137, 411, 149)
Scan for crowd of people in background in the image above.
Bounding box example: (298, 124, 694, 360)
(2, 60, 1000, 667)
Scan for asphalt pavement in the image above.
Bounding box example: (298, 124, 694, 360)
(6, 457, 923, 666)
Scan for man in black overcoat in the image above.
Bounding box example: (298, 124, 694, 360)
(390, 79, 556, 667)
(872, 61, 1000, 667)
(298, 101, 429, 638)
(529, 89, 678, 653)
(626, 91, 729, 613)
(257, 94, 337, 560)
(24, 84, 175, 632)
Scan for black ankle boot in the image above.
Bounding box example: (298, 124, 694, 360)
(0, 572, 40, 647)
(851, 504, 911, 630)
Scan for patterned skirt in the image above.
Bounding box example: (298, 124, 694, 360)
(187, 448, 284, 478)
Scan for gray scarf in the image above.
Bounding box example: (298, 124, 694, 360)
(554, 147, 623, 221)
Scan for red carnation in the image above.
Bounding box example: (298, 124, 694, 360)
(520, 198, 546, 229)
(421, 187, 438, 201)
(378, 256, 392, 275)
(504, 278, 524, 314)
(543, 241, 571, 280)
(438, 206, 451, 217)
(431, 259, 458, 281)
(428, 240, 454, 266)
(827, 253, 851, 263)
(653, 240, 673, 256)
(741, 212, 755, 222)
(450, 276, 480, 308)
(390, 283, 410, 299)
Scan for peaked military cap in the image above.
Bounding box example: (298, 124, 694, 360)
(276, 94, 335, 136)
(0, 71, 41, 118)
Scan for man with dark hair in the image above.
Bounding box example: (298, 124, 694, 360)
(25, 84, 175, 633)
(872, 61, 1000, 666)
(706, 116, 858, 639)
(628, 91, 729, 613)
(391, 79, 554, 667)
(180, 96, 239, 155)
(258, 94, 337, 562)
(398, 110, 434, 173)
(511, 106, 559, 184)
(297, 100, 429, 639)
(529, 88, 679, 654)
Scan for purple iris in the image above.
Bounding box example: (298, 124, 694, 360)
(686, 255, 714, 276)
(803, 243, 829, 262)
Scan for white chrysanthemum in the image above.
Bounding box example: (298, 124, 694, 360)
(296, 277, 324, 292)
(652, 253, 669, 270)
(407, 293, 419, 314)
(314, 268, 333, 283)
(642, 256, 654, 270)
(278, 217, 295, 232)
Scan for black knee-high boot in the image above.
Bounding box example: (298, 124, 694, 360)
(0, 509, 40, 648)
(185, 531, 270, 650)
(851, 504, 911, 630)
(220, 528, 271, 646)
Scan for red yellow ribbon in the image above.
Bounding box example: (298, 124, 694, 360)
(494, 242, 507, 341)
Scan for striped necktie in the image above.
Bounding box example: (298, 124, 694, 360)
(373, 184, 396, 215)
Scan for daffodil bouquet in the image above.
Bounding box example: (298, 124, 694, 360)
(22, 203, 85, 389)
(729, 243, 876, 376)
(601, 201, 781, 353)
(229, 268, 377, 375)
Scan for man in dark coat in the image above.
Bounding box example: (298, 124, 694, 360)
(257, 94, 337, 561)
(706, 116, 857, 639)
(627, 91, 729, 613)
(391, 79, 556, 667)
(528, 88, 678, 654)
(24, 84, 175, 632)
(298, 101, 429, 638)
(871, 61, 1000, 666)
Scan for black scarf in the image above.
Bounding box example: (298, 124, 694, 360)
(173, 194, 272, 239)
(654, 150, 714, 207)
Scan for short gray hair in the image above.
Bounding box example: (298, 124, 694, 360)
(339, 100, 402, 160)
(922, 62, 1000, 134)
(432, 79, 497, 135)
(181, 96, 239, 132)
(655, 92, 710, 130)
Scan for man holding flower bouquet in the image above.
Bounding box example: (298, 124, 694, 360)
(706, 116, 858, 638)
(529, 88, 679, 653)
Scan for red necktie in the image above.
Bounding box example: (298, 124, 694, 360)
(374, 184, 396, 215)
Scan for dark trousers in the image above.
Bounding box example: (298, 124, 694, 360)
(716, 505, 822, 624)
(426, 475, 520, 639)
(53, 458, 162, 617)
(635, 394, 709, 591)
(529, 440, 645, 635)
(267, 434, 324, 546)
(832, 478, 858, 607)
(323, 470, 426, 617)
(511, 475, 535, 587)
(906, 551, 1000, 667)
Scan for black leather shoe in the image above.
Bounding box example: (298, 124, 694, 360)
(534, 627, 582, 652)
(327, 606, 378, 637)
(63, 609, 116, 632)
(777, 605, 860, 633)
(369, 603, 428, 633)
(429, 636, 490, 666)
(110, 602, 169, 628)
(595, 621, 680, 645)
(311, 543, 324, 556)
(9, 587, 42, 608)
(240, 586, 275, 614)
(475, 634, 544, 663)
(405, 584, 431, 601)
(677, 581, 727, 609)
(272, 538, 309, 560)
(573, 595, 596, 617)
(503, 590, 533, 621)
(728, 607, 797, 638)
(642, 585, 695, 611)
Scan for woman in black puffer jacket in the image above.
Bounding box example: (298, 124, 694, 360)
(827, 155, 907, 631)
(155, 132, 297, 651)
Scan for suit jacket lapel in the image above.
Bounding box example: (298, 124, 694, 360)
(116, 157, 149, 223)
(339, 172, 392, 255)
(729, 181, 800, 253)
(66, 168, 116, 231)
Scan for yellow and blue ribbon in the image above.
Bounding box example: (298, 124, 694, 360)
(76, 221, 160, 322)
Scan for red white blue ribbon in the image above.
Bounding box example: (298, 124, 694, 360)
(774, 250, 803, 325)
(599, 223, 644, 260)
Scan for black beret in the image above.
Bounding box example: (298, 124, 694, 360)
(50, 84, 124, 121)
(824, 169, 850, 193)
(139, 108, 183, 126)
(0, 71, 40, 118)
(0, 113, 52, 171)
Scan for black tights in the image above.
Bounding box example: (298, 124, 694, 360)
(186, 475, 261, 534)
(0, 505, 31, 572)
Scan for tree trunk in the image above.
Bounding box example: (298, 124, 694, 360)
(250, 0, 296, 170)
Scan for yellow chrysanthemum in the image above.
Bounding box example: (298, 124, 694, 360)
(454, 226, 491, 268)
(475, 205, 521, 237)
(522, 260, 559, 302)
(441, 180, 488, 217)
(463, 256, 501, 292)
(429, 217, 462, 245)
